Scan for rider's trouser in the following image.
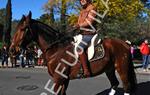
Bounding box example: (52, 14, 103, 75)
(77, 35, 94, 76)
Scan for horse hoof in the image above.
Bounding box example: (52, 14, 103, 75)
(109, 89, 116, 95)
(124, 93, 130, 95)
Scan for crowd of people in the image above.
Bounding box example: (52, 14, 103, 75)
(0, 45, 45, 68)
(1, 39, 150, 70)
(127, 39, 150, 72)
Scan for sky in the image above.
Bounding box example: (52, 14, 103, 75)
(0, 0, 48, 20)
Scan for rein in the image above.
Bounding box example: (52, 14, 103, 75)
(44, 35, 73, 53)
(43, 39, 61, 53)
(43, 28, 78, 53)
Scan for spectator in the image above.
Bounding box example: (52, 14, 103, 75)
(37, 48, 43, 66)
(1, 45, 9, 68)
(33, 45, 38, 65)
(125, 40, 134, 59)
(148, 45, 150, 65)
(19, 48, 25, 68)
(140, 39, 149, 72)
(9, 47, 18, 68)
(25, 47, 34, 68)
(130, 45, 135, 59)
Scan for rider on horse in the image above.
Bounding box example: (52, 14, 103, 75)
(74, 0, 97, 77)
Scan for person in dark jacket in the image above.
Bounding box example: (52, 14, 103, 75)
(19, 48, 25, 68)
(1, 45, 9, 68)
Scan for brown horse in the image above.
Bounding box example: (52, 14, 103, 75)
(10, 12, 137, 95)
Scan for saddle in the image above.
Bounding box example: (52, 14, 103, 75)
(73, 34, 105, 62)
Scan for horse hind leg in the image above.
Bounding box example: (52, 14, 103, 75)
(105, 67, 119, 95)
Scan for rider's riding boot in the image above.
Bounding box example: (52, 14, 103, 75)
(79, 52, 90, 77)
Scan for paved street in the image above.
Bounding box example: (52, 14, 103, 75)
(0, 64, 150, 95)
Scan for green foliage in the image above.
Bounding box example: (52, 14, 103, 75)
(68, 0, 144, 25)
(0, 41, 3, 48)
(91, 0, 145, 41)
(42, 0, 150, 42)
(38, 14, 51, 25)
(42, 0, 78, 32)
(68, 14, 78, 25)
(92, 0, 144, 18)
(3, 0, 12, 46)
(0, 8, 5, 42)
(0, 8, 6, 25)
(11, 20, 19, 35)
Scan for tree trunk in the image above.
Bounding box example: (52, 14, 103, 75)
(0, 24, 3, 41)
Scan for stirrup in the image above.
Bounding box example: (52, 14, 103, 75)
(76, 67, 90, 79)
(76, 73, 89, 79)
(76, 68, 84, 79)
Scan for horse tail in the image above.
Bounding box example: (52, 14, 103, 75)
(128, 53, 137, 93)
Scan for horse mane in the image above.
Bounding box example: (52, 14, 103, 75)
(32, 19, 61, 36)
(31, 19, 73, 48)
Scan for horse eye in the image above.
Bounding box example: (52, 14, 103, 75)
(25, 28, 29, 32)
(20, 28, 28, 32)
(20, 28, 25, 31)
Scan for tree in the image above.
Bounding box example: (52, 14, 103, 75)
(38, 13, 51, 25)
(0, 24, 4, 41)
(90, 0, 145, 40)
(0, 8, 6, 25)
(11, 20, 19, 35)
(43, 0, 55, 25)
(43, 0, 77, 32)
(42, 0, 148, 41)
(0, 8, 6, 42)
(3, 0, 12, 46)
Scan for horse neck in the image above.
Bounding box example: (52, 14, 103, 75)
(31, 20, 60, 53)
(37, 35, 49, 53)
(31, 20, 73, 58)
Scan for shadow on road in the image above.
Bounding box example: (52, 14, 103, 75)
(95, 81, 150, 95)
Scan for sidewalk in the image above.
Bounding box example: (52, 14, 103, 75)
(0, 59, 150, 74)
(134, 63, 150, 75)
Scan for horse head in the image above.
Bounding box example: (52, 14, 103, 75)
(10, 11, 72, 55)
(10, 11, 35, 51)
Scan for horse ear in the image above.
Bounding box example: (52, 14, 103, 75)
(22, 15, 26, 20)
(26, 11, 32, 23)
(28, 11, 32, 20)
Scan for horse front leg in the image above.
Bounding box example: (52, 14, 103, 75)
(10, 58, 13, 68)
(59, 79, 69, 95)
(53, 78, 70, 95)
(105, 67, 119, 95)
(11, 57, 14, 68)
